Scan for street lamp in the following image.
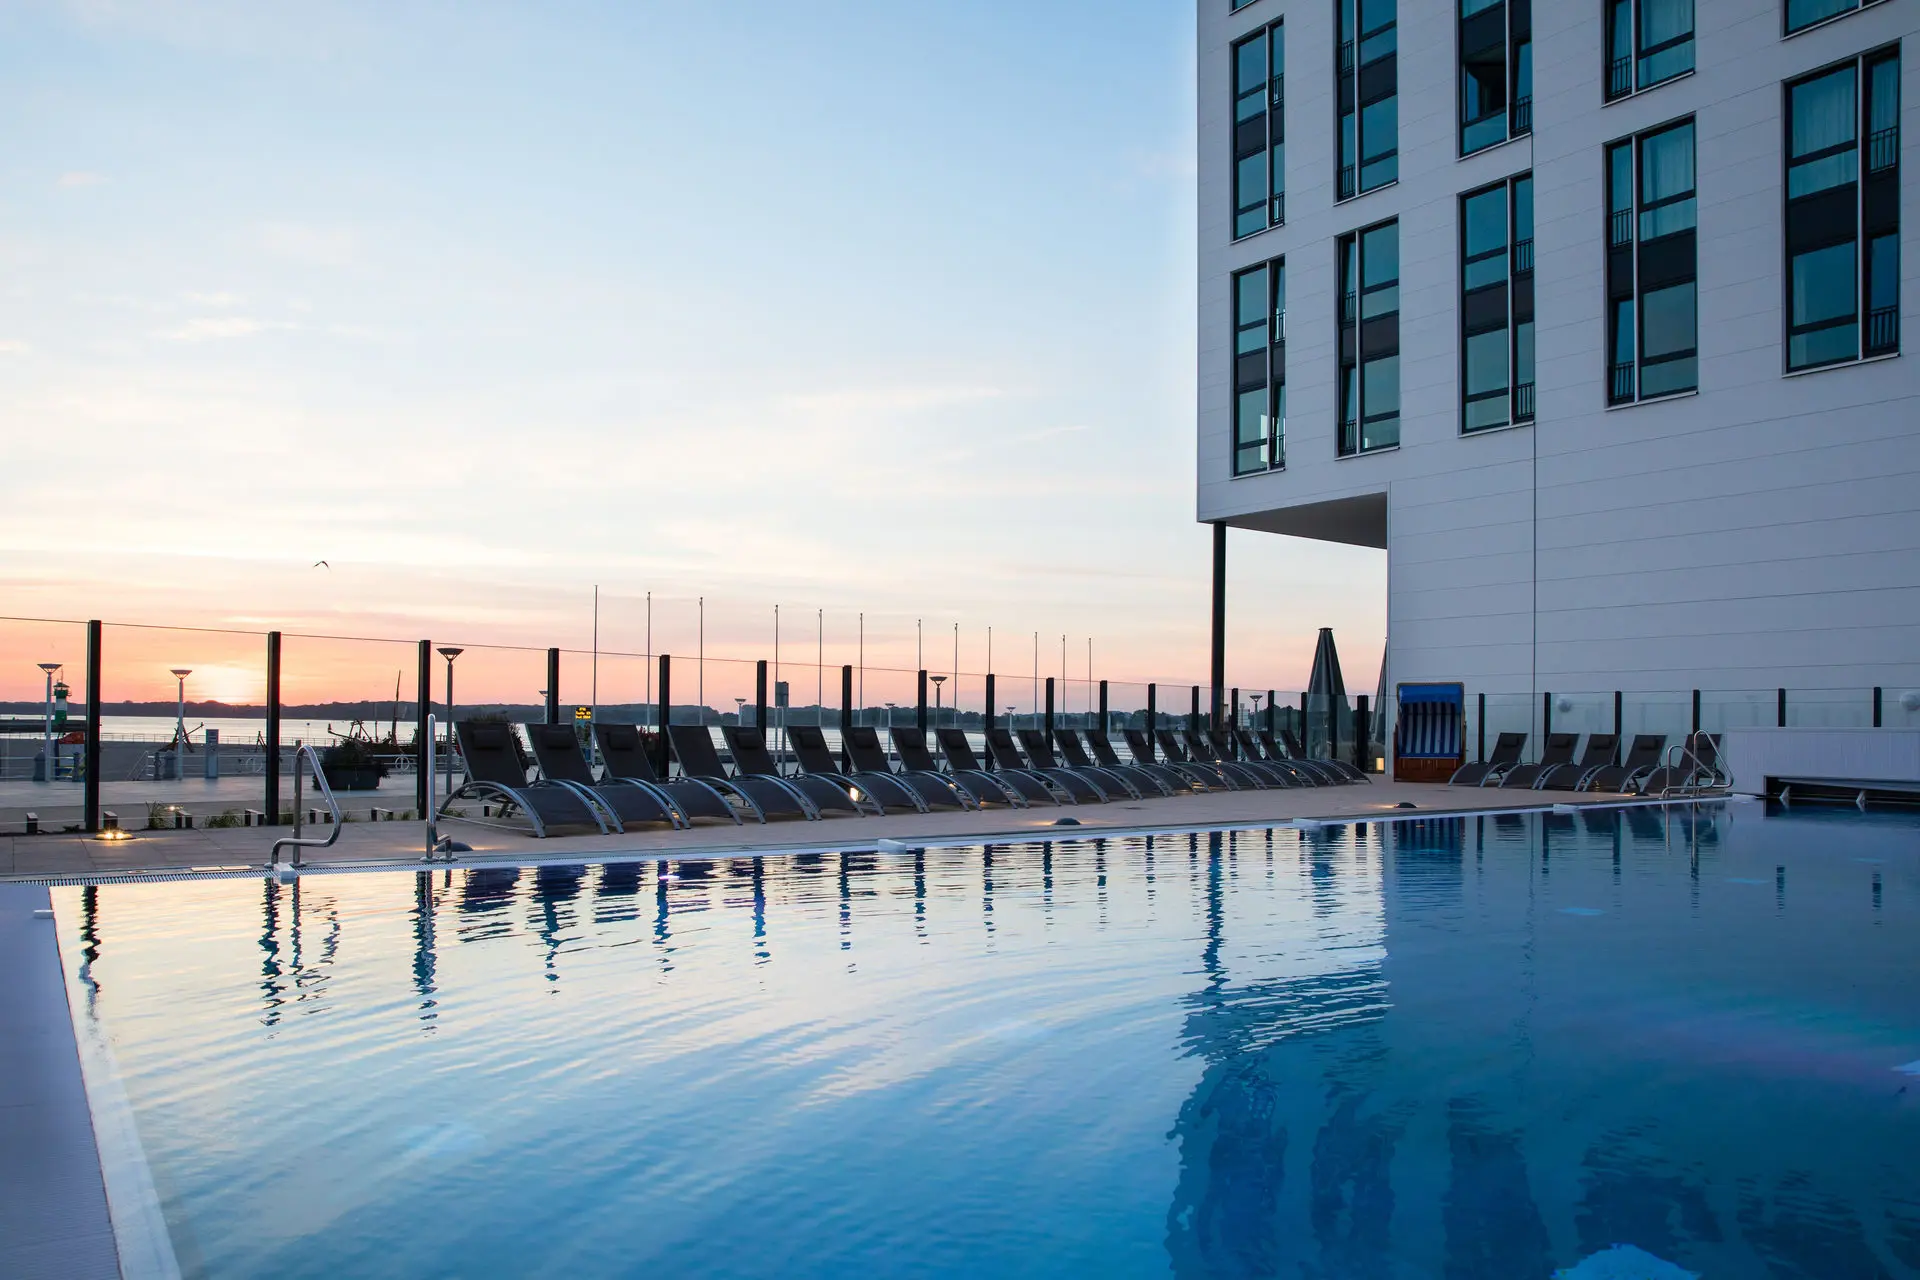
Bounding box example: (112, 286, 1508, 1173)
(930, 674, 947, 728)
(169, 666, 192, 744)
(734, 697, 747, 726)
(1006, 705, 1017, 732)
(437, 647, 464, 801)
(38, 663, 60, 784)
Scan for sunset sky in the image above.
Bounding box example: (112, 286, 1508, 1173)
(0, 1, 1385, 708)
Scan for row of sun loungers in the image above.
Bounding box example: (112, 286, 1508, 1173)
(1447, 731, 1721, 794)
(449, 719, 1369, 838)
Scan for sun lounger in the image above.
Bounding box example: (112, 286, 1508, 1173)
(1637, 733, 1724, 795)
(523, 722, 684, 830)
(1077, 728, 1185, 795)
(451, 720, 607, 837)
(1448, 732, 1527, 786)
(1127, 728, 1221, 790)
(844, 726, 975, 810)
(669, 724, 817, 820)
(1500, 732, 1580, 789)
(892, 727, 1024, 808)
(1539, 733, 1619, 791)
(1171, 729, 1265, 789)
(1053, 729, 1160, 797)
(1576, 734, 1665, 793)
(943, 727, 1061, 804)
(1273, 727, 1368, 783)
(594, 723, 745, 825)
(788, 725, 927, 814)
(1020, 728, 1132, 800)
(722, 725, 873, 817)
(1205, 728, 1298, 788)
(1231, 727, 1318, 787)
(995, 728, 1108, 802)
(1257, 729, 1345, 785)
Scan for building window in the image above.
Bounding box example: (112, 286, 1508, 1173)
(1232, 0, 1258, 10)
(1339, 221, 1400, 454)
(1606, 118, 1697, 403)
(1233, 260, 1286, 474)
(1461, 174, 1535, 431)
(1785, 47, 1900, 371)
(1605, 0, 1694, 101)
(1337, 0, 1398, 200)
(1234, 22, 1285, 239)
(1460, 0, 1532, 155)
(1787, 0, 1890, 36)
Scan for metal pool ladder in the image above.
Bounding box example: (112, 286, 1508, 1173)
(268, 744, 341, 870)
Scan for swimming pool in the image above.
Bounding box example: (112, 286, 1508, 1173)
(53, 803, 1920, 1278)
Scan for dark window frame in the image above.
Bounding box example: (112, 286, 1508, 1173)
(1784, 0, 1891, 38)
(1458, 0, 1533, 156)
(1604, 0, 1695, 103)
(1337, 0, 1399, 201)
(1231, 257, 1287, 476)
(1232, 19, 1286, 241)
(1460, 173, 1536, 433)
(1338, 218, 1401, 456)
(1782, 44, 1901, 372)
(1605, 115, 1698, 405)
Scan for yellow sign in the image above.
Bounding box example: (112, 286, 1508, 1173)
(574, 706, 592, 721)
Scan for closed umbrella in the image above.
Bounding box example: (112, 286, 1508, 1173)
(1305, 628, 1350, 760)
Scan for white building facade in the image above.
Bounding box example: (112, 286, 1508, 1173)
(1197, 0, 1920, 752)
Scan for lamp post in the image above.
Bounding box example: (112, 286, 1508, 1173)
(38, 663, 60, 784)
(930, 674, 947, 729)
(1006, 705, 1017, 732)
(437, 647, 463, 801)
(734, 697, 747, 726)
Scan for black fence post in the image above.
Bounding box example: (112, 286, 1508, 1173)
(916, 670, 928, 732)
(545, 648, 561, 724)
(1145, 684, 1157, 759)
(1044, 677, 1055, 740)
(755, 659, 768, 731)
(1189, 685, 1200, 734)
(1691, 689, 1702, 735)
(1874, 686, 1883, 728)
(83, 620, 101, 832)
(1298, 691, 1308, 743)
(1210, 521, 1226, 730)
(1230, 687, 1239, 730)
(984, 673, 997, 770)
(1777, 687, 1787, 728)
(840, 665, 853, 770)
(1098, 679, 1108, 730)
(1543, 691, 1553, 739)
(265, 631, 283, 825)
(415, 640, 431, 816)
(1267, 689, 1276, 734)
(657, 655, 672, 777)
(1612, 690, 1623, 762)
(1355, 694, 1370, 772)
(1476, 692, 1486, 763)
(1327, 693, 1339, 762)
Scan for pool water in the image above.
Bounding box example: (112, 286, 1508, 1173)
(55, 804, 1920, 1278)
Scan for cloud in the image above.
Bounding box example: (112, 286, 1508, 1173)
(158, 316, 294, 342)
(777, 384, 1006, 416)
(57, 171, 108, 188)
(256, 222, 360, 268)
(184, 291, 243, 307)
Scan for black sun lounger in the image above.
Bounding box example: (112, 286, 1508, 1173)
(1127, 727, 1220, 790)
(1015, 728, 1126, 800)
(524, 722, 683, 830)
(594, 722, 744, 825)
(1638, 733, 1724, 796)
(1274, 728, 1367, 783)
(723, 725, 873, 817)
(1166, 729, 1258, 790)
(1080, 728, 1185, 795)
(1577, 734, 1665, 793)
(845, 726, 974, 810)
(1232, 727, 1318, 787)
(1206, 728, 1296, 788)
(669, 724, 816, 821)
(893, 727, 1022, 808)
(989, 727, 1105, 802)
(1449, 732, 1527, 786)
(1054, 729, 1160, 797)
(452, 721, 607, 837)
(945, 727, 1060, 805)
(1538, 733, 1619, 791)
(1257, 730, 1341, 785)
(788, 725, 927, 814)
(1500, 732, 1580, 789)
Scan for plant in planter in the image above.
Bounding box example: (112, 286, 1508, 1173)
(319, 737, 389, 791)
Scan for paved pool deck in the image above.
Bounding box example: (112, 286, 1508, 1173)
(0, 780, 1640, 881)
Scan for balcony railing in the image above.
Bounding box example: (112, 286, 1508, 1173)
(1514, 237, 1534, 274)
(1867, 306, 1900, 354)
(1608, 209, 1632, 247)
(1512, 96, 1532, 133)
(1607, 56, 1632, 99)
(1609, 362, 1636, 404)
(1515, 380, 1536, 421)
(1868, 126, 1899, 173)
(1339, 41, 1355, 75)
(1341, 292, 1357, 324)
(1271, 191, 1286, 225)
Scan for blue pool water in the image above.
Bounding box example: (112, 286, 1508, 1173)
(54, 804, 1920, 1278)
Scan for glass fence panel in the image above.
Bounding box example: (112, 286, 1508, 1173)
(0, 619, 93, 828)
(1699, 689, 1776, 733)
(1785, 689, 1875, 729)
(1479, 693, 1535, 758)
(1546, 692, 1612, 739)
(1890, 687, 1920, 730)
(282, 633, 428, 820)
(1622, 692, 1692, 752)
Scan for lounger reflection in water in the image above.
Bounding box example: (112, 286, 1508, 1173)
(450, 721, 608, 838)
(789, 725, 928, 814)
(592, 723, 743, 826)
(524, 722, 684, 830)
(721, 725, 874, 817)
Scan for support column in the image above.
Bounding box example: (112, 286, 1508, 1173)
(546, 648, 561, 724)
(265, 631, 283, 826)
(83, 621, 101, 832)
(1209, 521, 1226, 728)
(416, 641, 431, 816)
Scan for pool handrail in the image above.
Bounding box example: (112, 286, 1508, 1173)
(268, 743, 341, 870)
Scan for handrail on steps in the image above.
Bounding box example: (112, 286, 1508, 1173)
(269, 743, 341, 870)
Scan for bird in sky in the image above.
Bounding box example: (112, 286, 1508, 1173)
(314, 560, 330, 568)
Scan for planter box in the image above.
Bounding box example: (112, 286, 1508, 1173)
(321, 765, 384, 791)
